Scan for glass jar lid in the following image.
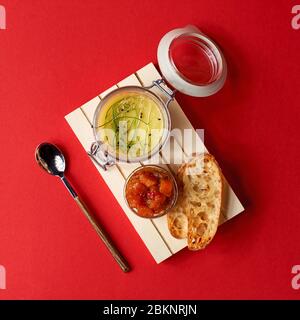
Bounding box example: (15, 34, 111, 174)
(157, 25, 227, 97)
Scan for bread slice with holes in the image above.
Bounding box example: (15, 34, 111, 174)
(167, 193, 188, 239)
(168, 153, 223, 250)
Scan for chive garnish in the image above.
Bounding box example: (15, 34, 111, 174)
(98, 95, 163, 157)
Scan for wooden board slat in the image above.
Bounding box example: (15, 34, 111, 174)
(117, 74, 141, 88)
(80, 96, 100, 126)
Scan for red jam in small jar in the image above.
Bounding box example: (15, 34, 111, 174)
(125, 166, 177, 218)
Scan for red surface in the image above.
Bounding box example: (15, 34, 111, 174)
(0, 0, 300, 300)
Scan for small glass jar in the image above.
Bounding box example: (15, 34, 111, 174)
(92, 84, 172, 167)
(124, 165, 178, 219)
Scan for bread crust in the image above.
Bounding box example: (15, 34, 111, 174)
(167, 193, 188, 239)
(167, 153, 223, 250)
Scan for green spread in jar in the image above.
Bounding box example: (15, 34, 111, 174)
(96, 92, 165, 160)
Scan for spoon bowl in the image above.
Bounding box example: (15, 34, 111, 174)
(35, 143, 65, 177)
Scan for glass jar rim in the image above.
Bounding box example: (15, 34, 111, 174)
(169, 33, 223, 86)
(157, 25, 227, 97)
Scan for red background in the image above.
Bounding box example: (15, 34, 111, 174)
(0, 0, 300, 299)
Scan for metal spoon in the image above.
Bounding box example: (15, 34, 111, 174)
(35, 142, 130, 272)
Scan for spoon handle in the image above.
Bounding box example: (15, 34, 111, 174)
(60, 176, 130, 272)
(74, 196, 130, 272)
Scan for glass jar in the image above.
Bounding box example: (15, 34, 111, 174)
(124, 165, 179, 219)
(88, 25, 227, 170)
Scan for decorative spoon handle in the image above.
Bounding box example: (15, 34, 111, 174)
(61, 176, 130, 273)
(74, 196, 130, 272)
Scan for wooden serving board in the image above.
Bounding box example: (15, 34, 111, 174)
(65, 63, 244, 263)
